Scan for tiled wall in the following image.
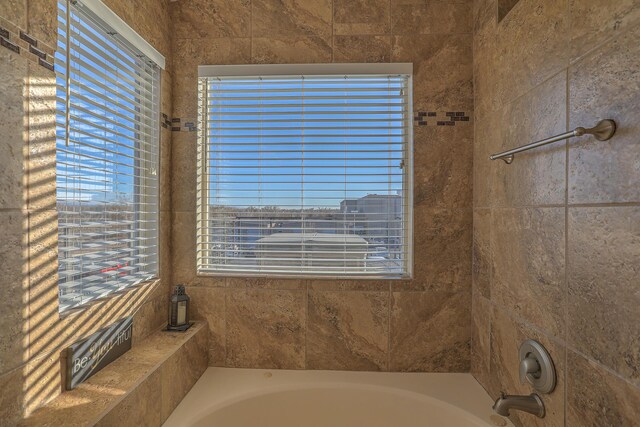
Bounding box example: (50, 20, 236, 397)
(170, 0, 475, 372)
(472, 0, 640, 426)
(0, 1, 173, 424)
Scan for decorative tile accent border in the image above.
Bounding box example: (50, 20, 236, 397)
(171, 111, 471, 131)
(159, 115, 196, 132)
(29, 44, 47, 60)
(170, 117, 198, 132)
(1, 36, 20, 54)
(414, 111, 437, 126)
(19, 30, 38, 47)
(161, 113, 172, 129)
(413, 111, 471, 126)
(38, 57, 54, 72)
(0, 16, 55, 72)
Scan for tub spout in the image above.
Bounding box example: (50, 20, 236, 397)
(492, 392, 545, 418)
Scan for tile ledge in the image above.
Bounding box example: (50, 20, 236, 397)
(18, 322, 207, 427)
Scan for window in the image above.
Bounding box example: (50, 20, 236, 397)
(55, 0, 162, 311)
(197, 64, 413, 278)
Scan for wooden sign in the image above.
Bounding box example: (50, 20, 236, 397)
(66, 316, 133, 390)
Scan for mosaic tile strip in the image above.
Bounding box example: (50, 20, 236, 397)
(170, 117, 198, 132)
(413, 111, 471, 126)
(38, 57, 54, 72)
(19, 30, 38, 47)
(1, 36, 20, 54)
(171, 111, 471, 131)
(161, 113, 172, 129)
(29, 44, 47, 60)
(0, 17, 55, 72)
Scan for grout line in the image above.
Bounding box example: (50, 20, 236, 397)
(387, 281, 391, 371)
(331, 0, 334, 63)
(486, 204, 566, 209)
(388, 0, 392, 64)
(563, 345, 640, 390)
(382, 31, 476, 36)
(566, 202, 640, 208)
(485, 297, 566, 349)
(488, 206, 495, 388)
(218, 277, 227, 367)
(223, 285, 229, 367)
(304, 280, 309, 369)
(492, 16, 630, 127)
(475, 202, 640, 210)
(567, 11, 636, 67)
(564, 56, 570, 425)
(24, 60, 33, 363)
(482, 294, 640, 390)
(483, 67, 568, 122)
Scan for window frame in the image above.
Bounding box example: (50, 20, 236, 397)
(196, 63, 414, 280)
(55, 0, 164, 312)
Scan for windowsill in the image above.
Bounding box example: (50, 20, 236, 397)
(58, 276, 161, 319)
(195, 271, 412, 281)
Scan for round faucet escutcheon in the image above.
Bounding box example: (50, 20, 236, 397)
(518, 340, 556, 394)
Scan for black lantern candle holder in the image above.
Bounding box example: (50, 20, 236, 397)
(168, 284, 193, 332)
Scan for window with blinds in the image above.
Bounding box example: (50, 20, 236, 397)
(197, 65, 413, 278)
(55, 0, 160, 311)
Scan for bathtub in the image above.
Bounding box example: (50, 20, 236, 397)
(163, 368, 512, 427)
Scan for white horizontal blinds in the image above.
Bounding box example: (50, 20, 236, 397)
(56, 0, 160, 312)
(197, 73, 411, 277)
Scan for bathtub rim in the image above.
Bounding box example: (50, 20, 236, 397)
(163, 367, 513, 427)
(187, 382, 488, 426)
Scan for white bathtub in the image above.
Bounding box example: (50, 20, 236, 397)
(163, 368, 512, 427)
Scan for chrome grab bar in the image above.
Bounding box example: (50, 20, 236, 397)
(489, 119, 616, 164)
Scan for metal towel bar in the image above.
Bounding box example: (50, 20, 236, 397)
(489, 119, 617, 164)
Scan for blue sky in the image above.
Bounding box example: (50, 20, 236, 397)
(205, 77, 407, 209)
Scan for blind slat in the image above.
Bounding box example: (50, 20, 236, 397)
(204, 102, 407, 109)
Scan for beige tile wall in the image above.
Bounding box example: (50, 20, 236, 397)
(0, 0, 173, 423)
(170, 0, 475, 372)
(5, 0, 636, 424)
(472, 0, 640, 426)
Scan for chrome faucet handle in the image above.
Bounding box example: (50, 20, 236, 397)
(518, 340, 556, 394)
(519, 356, 540, 384)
